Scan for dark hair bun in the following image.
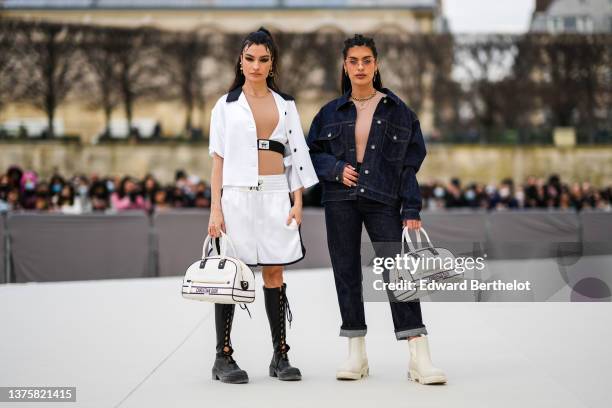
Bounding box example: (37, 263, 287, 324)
(257, 27, 272, 37)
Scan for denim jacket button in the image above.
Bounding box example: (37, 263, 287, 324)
(293, 148, 297, 152)
(328, 133, 332, 137)
(383, 99, 387, 103)
(364, 169, 369, 174)
(393, 135, 397, 140)
(360, 188, 365, 193)
(336, 176, 340, 181)
(377, 120, 381, 124)
(289, 130, 292, 134)
(370, 145, 375, 149)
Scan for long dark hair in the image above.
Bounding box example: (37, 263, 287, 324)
(340, 34, 383, 95)
(228, 27, 281, 93)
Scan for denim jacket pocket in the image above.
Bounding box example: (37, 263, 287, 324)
(382, 122, 410, 162)
(317, 124, 345, 159)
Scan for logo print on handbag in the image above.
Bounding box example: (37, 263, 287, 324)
(195, 287, 218, 294)
(240, 281, 249, 290)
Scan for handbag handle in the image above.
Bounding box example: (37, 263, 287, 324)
(415, 227, 434, 248)
(401, 226, 435, 255)
(401, 227, 417, 257)
(415, 227, 439, 256)
(201, 231, 238, 260)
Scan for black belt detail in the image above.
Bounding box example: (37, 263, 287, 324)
(257, 139, 285, 155)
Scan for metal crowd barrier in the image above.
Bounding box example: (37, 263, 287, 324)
(1, 209, 610, 283)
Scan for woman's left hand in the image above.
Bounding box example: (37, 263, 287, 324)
(403, 219, 422, 230)
(287, 205, 303, 226)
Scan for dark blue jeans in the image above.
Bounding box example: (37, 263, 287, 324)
(324, 196, 428, 340)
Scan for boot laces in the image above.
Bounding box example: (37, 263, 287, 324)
(279, 288, 293, 357)
(283, 293, 293, 329)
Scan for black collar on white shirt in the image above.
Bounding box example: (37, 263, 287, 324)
(226, 86, 295, 103)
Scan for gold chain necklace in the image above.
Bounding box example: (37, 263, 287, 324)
(351, 90, 377, 110)
(351, 90, 377, 102)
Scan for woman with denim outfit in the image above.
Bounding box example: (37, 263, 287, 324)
(307, 34, 446, 384)
(207, 27, 318, 384)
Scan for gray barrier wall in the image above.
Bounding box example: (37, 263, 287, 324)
(420, 210, 488, 257)
(155, 210, 209, 278)
(1, 209, 610, 283)
(486, 210, 581, 259)
(7, 212, 151, 283)
(580, 210, 612, 255)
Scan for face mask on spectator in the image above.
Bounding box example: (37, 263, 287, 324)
(78, 185, 88, 196)
(51, 184, 62, 194)
(433, 186, 445, 199)
(500, 186, 510, 198)
(24, 181, 35, 191)
(465, 189, 476, 201)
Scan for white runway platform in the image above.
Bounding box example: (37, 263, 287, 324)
(1, 268, 610, 408)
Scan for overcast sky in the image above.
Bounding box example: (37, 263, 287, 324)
(443, 0, 536, 33)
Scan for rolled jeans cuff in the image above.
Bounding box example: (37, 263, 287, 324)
(395, 326, 428, 340)
(340, 328, 367, 338)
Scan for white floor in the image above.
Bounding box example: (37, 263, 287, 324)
(0, 269, 610, 408)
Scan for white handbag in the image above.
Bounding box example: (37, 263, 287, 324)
(391, 227, 464, 301)
(181, 231, 255, 304)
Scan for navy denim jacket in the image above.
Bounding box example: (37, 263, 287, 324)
(307, 88, 426, 220)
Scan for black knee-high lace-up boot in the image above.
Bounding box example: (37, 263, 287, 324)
(212, 303, 249, 384)
(264, 283, 302, 381)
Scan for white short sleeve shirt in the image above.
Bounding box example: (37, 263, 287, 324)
(208, 87, 318, 192)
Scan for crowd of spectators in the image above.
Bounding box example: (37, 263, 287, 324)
(421, 176, 611, 211)
(0, 165, 610, 214)
(0, 166, 211, 214)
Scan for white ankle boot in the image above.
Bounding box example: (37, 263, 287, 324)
(336, 337, 369, 380)
(408, 336, 447, 384)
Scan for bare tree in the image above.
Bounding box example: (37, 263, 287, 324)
(453, 34, 520, 142)
(80, 26, 125, 138)
(511, 34, 612, 143)
(156, 30, 211, 134)
(113, 27, 165, 136)
(0, 19, 23, 113)
(275, 31, 339, 97)
(11, 20, 85, 138)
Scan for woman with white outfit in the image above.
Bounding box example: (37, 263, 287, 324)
(207, 27, 318, 384)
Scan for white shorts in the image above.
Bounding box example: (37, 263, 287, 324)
(222, 174, 305, 266)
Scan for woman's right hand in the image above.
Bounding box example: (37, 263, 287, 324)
(208, 207, 225, 238)
(342, 164, 359, 187)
